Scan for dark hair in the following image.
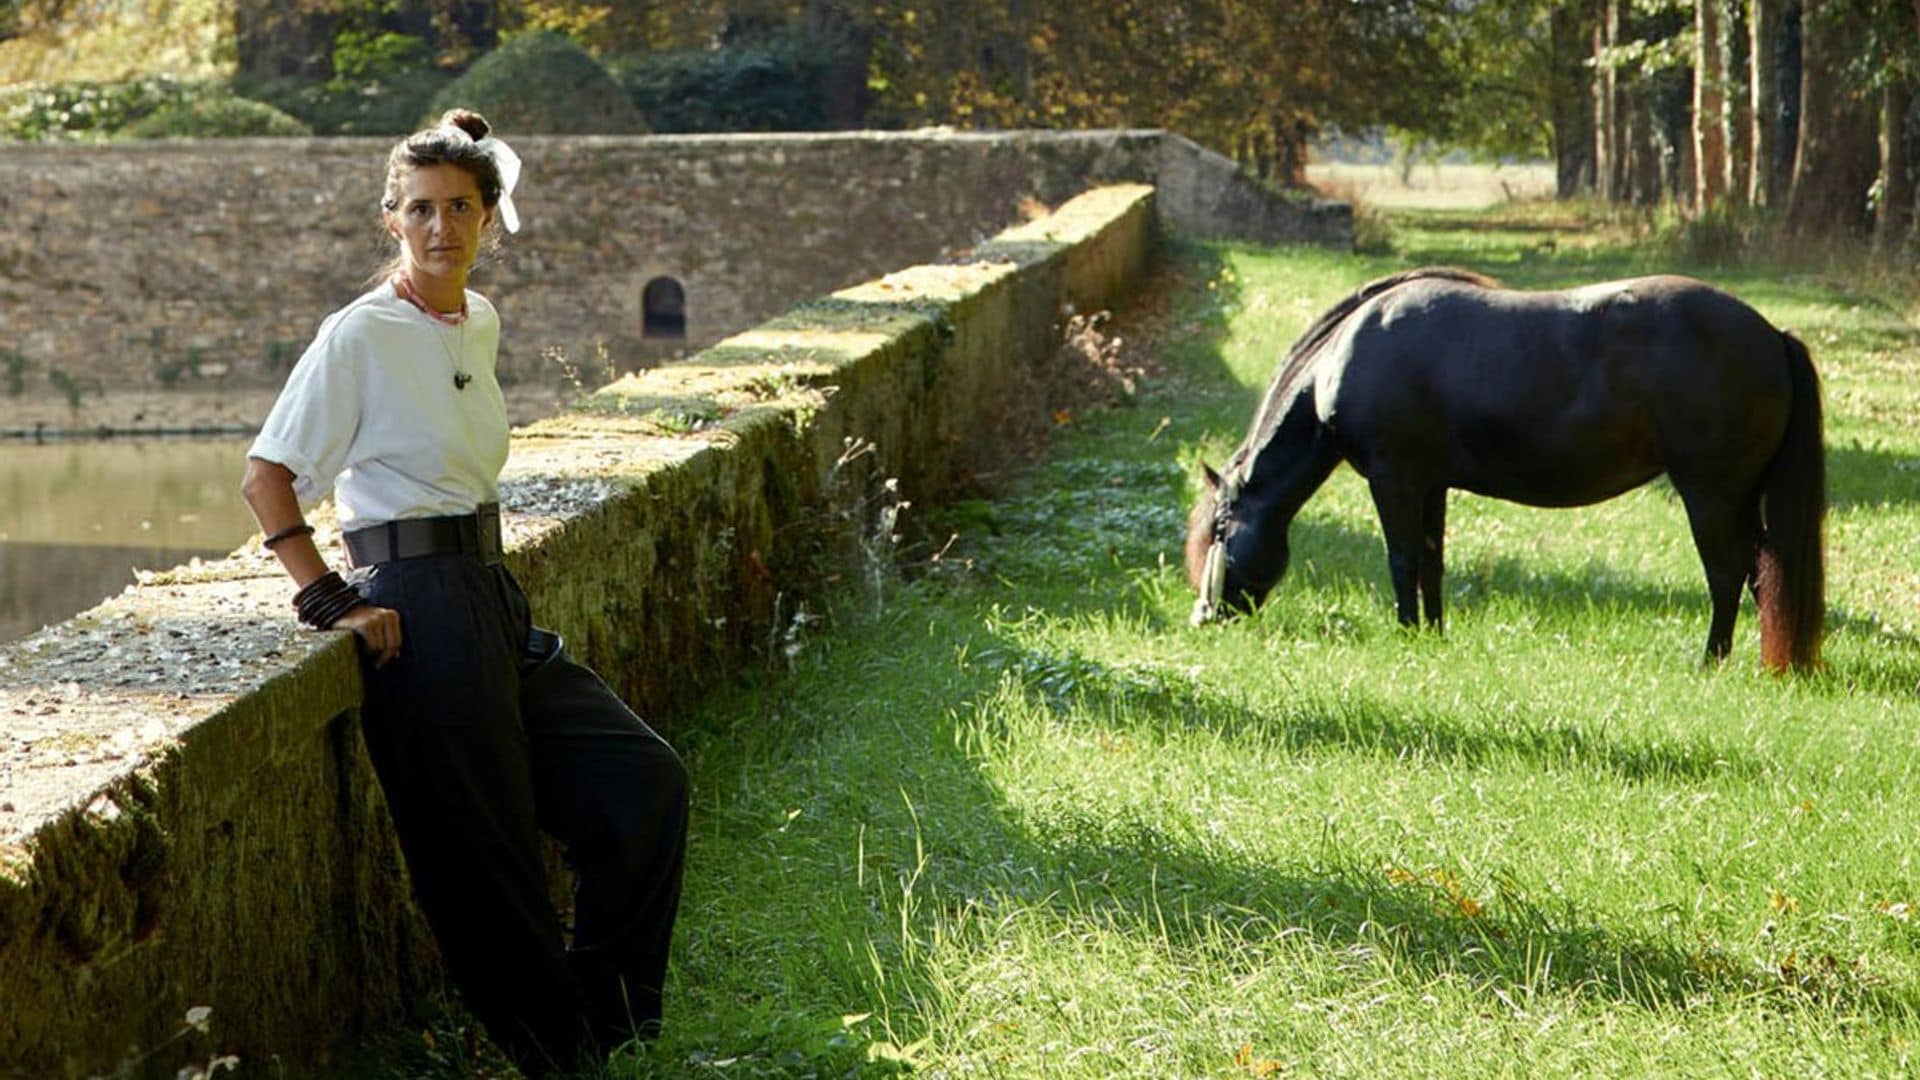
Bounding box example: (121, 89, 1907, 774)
(372, 108, 506, 282)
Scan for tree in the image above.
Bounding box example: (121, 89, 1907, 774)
(1695, 0, 1733, 207)
(1785, 0, 1878, 233)
(234, 0, 338, 78)
(1551, 1, 1597, 196)
(846, 0, 1457, 185)
(1747, 0, 1790, 206)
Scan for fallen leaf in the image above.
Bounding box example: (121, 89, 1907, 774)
(1234, 1042, 1286, 1076)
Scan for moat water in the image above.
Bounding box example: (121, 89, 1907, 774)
(0, 438, 257, 643)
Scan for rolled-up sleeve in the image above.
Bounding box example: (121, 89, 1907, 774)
(248, 322, 362, 504)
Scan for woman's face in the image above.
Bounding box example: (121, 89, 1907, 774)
(385, 163, 492, 284)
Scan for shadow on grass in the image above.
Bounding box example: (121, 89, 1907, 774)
(956, 633, 1917, 1023)
(663, 631, 1917, 1080)
(973, 632, 1771, 788)
(1828, 443, 1920, 510)
(1273, 516, 1912, 681)
(1013, 812, 1920, 1025)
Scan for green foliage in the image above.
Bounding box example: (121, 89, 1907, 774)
(119, 93, 309, 138)
(605, 34, 832, 133)
(1, 348, 27, 396)
(330, 26, 430, 83)
(46, 366, 86, 409)
(0, 75, 205, 141)
(0, 74, 306, 140)
(224, 0, 459, 136)
(427, 31, 644, 134)
(232, 68, 455, 136)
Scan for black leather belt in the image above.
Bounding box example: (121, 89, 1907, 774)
(343, 503, 503, 567)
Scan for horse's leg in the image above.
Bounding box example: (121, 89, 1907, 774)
(1678, 490, 1762, 664)
(1419, 488, 1447, 630)
(1368, 480, 1423, 627)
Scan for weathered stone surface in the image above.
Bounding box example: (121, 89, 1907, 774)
(0, 183, 1157, 1077)
(0, 131, 1341, 418)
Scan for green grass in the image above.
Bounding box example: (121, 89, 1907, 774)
(601, 207, 1920, 1078)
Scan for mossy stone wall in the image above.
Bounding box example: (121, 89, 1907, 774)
(0, 130, 1341, 401)
(0, 183, 1156, 1077)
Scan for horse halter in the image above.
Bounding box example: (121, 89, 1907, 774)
(1189, 471, 1242, 626)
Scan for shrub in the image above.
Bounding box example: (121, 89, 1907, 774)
(1, 349, 28, 396)
(427, 32, 643, 134)
(606, 36, 831, 133)
(233, 68, 457, 136)
(121, 95, 311, 138)
(0, 76, 205, 141)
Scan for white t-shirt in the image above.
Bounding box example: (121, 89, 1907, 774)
(249, 285, 509, 530)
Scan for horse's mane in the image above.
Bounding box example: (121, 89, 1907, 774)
(1229, 267, 1500, 476)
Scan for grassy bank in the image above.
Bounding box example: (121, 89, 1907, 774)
(571, 205, 1920, 1078)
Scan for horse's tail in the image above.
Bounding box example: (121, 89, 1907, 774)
(1755, 332, 1825, 673)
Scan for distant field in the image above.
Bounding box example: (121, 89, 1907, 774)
(1307, 160, 1558, 209)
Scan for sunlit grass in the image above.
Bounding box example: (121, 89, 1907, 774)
(617, 209, 1920, 1078)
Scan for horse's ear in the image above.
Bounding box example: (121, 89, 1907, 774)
(1201, 463, 1222, 492)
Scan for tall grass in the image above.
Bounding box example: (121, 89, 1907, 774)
(600, 207, 1920, 1078)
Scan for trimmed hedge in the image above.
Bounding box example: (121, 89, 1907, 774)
(121, 95, 312, 138)
(606, 38, 830, 134)
(233, 69, 456, 136)
(426, 32, 644, 135)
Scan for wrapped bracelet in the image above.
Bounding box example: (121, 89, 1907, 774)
(292, 571, 366, 629)
(263, 522, 316, 549)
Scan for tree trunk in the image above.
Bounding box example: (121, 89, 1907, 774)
(1876, 82, 1915, 247)
(1726, 2, 1750, 204)
(1552, 2, 1596, 196)
(807, 0, 873, 127)
(234, 1, 338, 80)
(1695, 0, 1732, 208)
(1594, 0, 1620, 201)
(1786, 0, 1877, 234)
(1748, 0, 1784, 205)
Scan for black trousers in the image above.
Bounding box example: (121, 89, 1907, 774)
(352, 554, 688, 1074)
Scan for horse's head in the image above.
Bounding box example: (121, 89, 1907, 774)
(1185, 462, 1289, 625)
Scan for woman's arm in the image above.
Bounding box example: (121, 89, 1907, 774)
(241, 457, 403, 667)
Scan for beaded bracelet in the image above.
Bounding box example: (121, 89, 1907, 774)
(263, 522, 316, 549)
(292, 571, 366, 630)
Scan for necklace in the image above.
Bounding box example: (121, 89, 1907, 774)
(393, 272, 467, 325)
(393, 274, 473, 390)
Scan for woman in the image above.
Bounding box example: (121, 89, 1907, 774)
(240, 109, 688, 1075)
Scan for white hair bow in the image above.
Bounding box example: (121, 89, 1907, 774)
(474, 136, 522, 234)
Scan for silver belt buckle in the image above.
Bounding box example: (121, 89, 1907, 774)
(476, 502, 503, 565)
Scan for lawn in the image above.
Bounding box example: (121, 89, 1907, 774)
(616, 205, 1920, 1078)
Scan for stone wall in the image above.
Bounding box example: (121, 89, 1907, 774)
(0, 130, 1345, 400)
(0, 183, 1158, 1077)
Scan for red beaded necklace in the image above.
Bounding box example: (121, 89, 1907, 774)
(393, 273, 469, 326)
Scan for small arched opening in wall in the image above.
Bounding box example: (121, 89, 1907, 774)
(642, 277, 687, 341)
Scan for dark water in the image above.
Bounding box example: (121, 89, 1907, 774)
(0, 439, 258, 642)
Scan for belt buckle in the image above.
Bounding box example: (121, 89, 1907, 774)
(476, 502, 503, 565)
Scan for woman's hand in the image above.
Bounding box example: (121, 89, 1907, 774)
(336, 604, 404, 668)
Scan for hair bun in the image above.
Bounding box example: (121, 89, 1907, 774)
(437, 108, 491, 141)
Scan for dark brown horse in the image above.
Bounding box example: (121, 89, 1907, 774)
(1186, 268, 1825, 671)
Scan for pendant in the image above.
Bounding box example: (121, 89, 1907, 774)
(454, 372, 472, 390)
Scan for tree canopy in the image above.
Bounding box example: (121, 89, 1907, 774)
(6, 0, 1917, 241)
